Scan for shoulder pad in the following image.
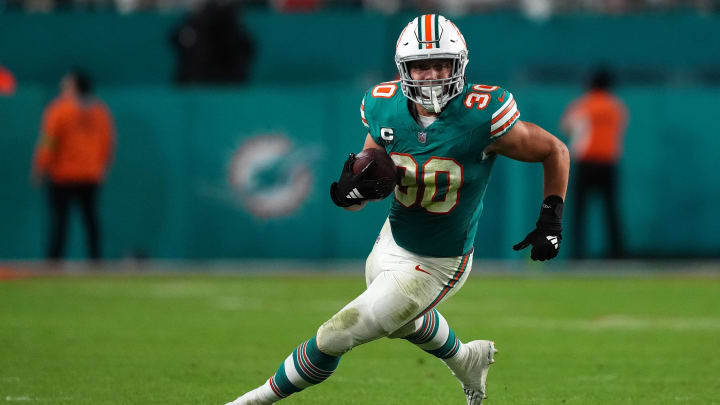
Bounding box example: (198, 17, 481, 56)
(368, 80, 401, 100)
(463, 83, 520, 138)
(362, 80, 403, 126)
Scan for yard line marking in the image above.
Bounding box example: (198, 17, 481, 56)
(499, 316, 720, 331)
(4, 396, 73, 402)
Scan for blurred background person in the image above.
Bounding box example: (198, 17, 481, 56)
(170, 0, 255, 85)
(561, 67, 628, 259)
(32, 70, 115, 262)
(0, 64, 16, 96)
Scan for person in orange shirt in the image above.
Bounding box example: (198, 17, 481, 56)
(32, 70, 115, 261)
(0, 64, 17, 96)
(561, 67, 627, 259)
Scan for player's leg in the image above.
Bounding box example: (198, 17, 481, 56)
(398, 308, 467, 362)
(601, 164, 623, 259)
(226, 334, 340, 405)
(380, 247, 497, 405)
(47, 183, 71, 260)
(394, 307, 497, 405)
(77, 183, 101, 261)
(572, 162, 590, 259)
(226, 255, 432, 404)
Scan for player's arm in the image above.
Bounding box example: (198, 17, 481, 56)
(31, 105, 60, 183)
(485, 120, 569, 198)
(485, 120, 570, 261)
(331, 89, 392, 211)
(363, 134, 384, 151)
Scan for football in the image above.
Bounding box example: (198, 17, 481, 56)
(352, 148, 398, 199)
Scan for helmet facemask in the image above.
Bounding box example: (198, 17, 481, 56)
(396, 54, 467, 114)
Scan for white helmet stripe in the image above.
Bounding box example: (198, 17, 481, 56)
(431, 14, 437, 48)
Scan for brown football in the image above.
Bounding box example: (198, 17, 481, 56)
(351, 148, 398, 199)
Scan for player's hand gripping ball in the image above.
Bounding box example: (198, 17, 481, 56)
(351, 148, 398, 194)
(330, 149, 398, 207)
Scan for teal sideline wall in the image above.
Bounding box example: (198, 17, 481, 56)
(1, 84, 719, 259)
(1, 11, 720, 86)
(1, 11, 719, 259)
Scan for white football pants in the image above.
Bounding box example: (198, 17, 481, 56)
(316, 218, 473, 356)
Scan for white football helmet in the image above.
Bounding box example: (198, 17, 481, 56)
(395, 14, 469, 113)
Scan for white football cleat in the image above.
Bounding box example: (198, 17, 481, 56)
(453, 340, 498, 405)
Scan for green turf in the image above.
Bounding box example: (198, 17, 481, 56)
(1, 273, 719, 404)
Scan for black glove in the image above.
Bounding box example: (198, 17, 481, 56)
(330, 153, 381, 207)
(513, 195, 564, 261)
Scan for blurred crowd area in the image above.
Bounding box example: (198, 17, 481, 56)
(3, 0, 720, 14)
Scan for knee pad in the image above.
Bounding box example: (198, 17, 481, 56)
(316, 308, 361, 357)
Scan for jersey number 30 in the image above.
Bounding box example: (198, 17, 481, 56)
(390, 153, 463, 214)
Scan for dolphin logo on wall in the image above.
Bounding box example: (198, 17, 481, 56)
(228, 134, 314, 218)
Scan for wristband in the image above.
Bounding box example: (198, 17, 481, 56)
(537, 195, 563, 231)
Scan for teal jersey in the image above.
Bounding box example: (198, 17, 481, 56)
(361, 81, 520, 257)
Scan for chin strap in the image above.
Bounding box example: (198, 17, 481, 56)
(429, 84, 442, 113)
(431, 91, 441, 113)
(418, 84, 444, 114)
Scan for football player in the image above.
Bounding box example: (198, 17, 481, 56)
(226, 14, 569, 405)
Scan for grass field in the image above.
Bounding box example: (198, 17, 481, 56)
(1, 270, 719, 404)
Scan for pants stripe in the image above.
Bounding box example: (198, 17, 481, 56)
(414, 251, 471, 321)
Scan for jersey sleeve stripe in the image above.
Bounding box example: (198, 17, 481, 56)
(490, 105, 518, 132)
(490, 110, 520, 137)
(493, 92, 515, 120)
(491, 101, 517, 131)
(492, 100, 515, 124)
(491, 99, 516, 126)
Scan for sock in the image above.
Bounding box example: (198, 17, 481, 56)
(248, 336, 341, 403)
(404, 309, 466, 360)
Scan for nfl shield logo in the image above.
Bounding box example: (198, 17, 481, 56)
(417, 131, 427, 143)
